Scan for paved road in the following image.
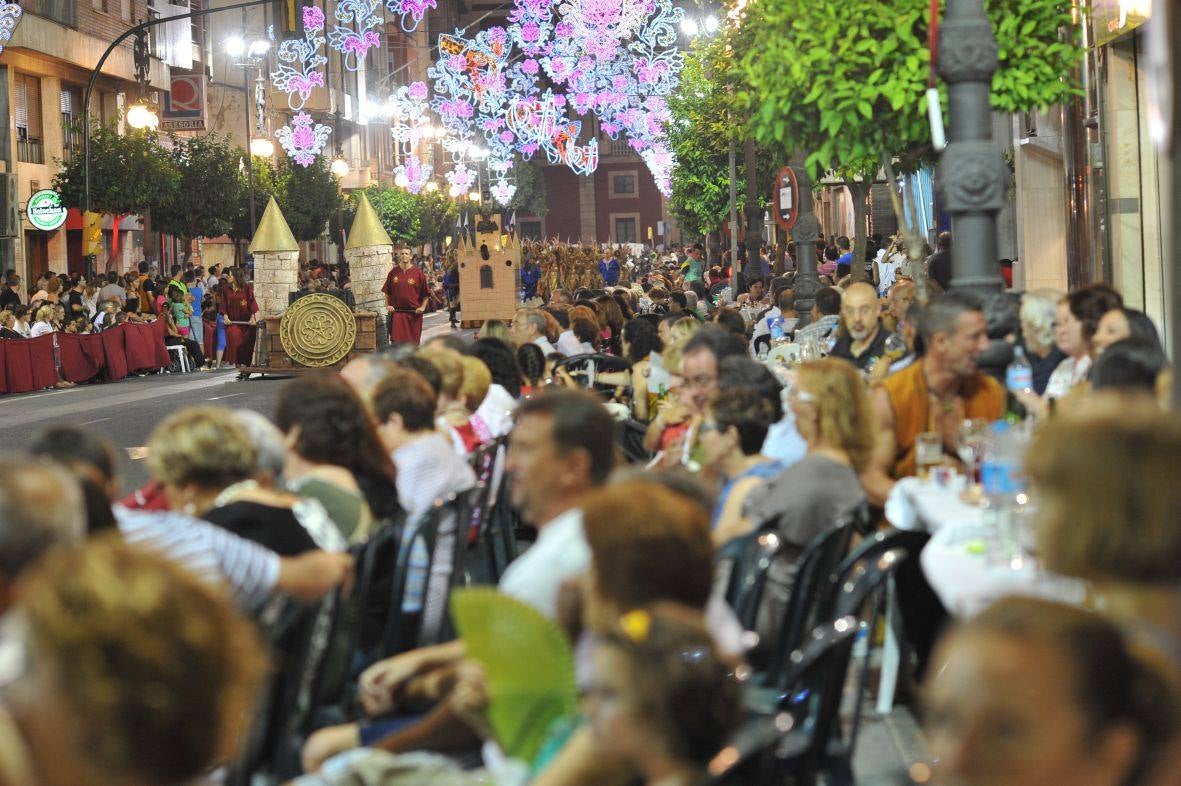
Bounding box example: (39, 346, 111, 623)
(0, 310, 481, 493)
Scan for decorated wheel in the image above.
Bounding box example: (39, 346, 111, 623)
(279, 293, 357, 368)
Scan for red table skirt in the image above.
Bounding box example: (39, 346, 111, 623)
(0, 320, 169, 394)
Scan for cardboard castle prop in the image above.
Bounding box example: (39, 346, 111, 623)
(456, 216, 521, 327)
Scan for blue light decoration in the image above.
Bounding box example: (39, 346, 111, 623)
(276, 111, 332, 166)
(0, 1, 24, 56)
(385, 0, 437, 33)
(328, 0, 384, 71)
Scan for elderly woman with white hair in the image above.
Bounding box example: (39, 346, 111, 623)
(1020, 289, 1067, 396)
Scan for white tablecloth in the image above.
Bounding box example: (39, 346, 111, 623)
(887, 478, 1087, 618)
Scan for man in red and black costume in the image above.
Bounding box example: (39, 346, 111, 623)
(382, 246, 429, 345)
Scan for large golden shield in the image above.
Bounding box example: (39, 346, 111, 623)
(279, 293, 357, 367)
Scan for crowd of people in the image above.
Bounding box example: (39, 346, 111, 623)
(0, 261, 272, 385)
(0, 229, 1178, 786)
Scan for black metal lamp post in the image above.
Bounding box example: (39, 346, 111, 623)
(936, 0, 1007, 296)
(790, 160, 820, 325)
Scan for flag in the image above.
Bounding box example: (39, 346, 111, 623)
(505, 211, 517, 236)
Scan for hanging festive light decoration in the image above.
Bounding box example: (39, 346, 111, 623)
(0, 1, 23, 56)
(276, 111, 332, 166)
(388, 81, 436, 193)
(328, 0, 384, 71)
(386, 0, 437, 33)
(271, 5, 329, 111)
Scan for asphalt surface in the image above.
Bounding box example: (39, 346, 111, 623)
(1, 311, 463, 493)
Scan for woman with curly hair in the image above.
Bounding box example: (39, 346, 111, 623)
(10, 536, 267, 786)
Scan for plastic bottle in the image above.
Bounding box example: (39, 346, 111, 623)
(1006, 345, 1034, 394)
(979, 421, 1031, 567)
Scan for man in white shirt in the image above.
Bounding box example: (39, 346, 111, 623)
(509, 307, 557, 356)
(301, 389, 616, 769)
(372, 368, 477, 518)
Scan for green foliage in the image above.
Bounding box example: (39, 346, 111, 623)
(667, 38, 786, 237)
(338, 185, 422, 244)
(413, 189, 460, 246)
(507, 157, 549, 216)
(281, 157, 343, 241)
(736, 0, 1083, 181)
(53, 124, 177, 215)
(152, 133, 245, 243)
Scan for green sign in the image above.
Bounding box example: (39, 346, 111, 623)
(26, 189, 67, 231)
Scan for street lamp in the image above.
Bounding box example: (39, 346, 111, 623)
(703, 14, 719, 33)
(448, 183, 461, 198)
(680, 18, 700, 36)
(468, 190, 481, 202)
(249, 137, 274, 157)
(425, 181, 439, 192)
(126, 100, 159, 129)
(331, 155, 350, 177)
(394, 171, 410, 188)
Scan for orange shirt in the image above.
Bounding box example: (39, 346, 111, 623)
(879, 360, 1005, 479)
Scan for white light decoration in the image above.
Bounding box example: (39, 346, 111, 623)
(329, 0, 383, 71)
(271, 5, 328, 111)
(426, 181, 440, 192)
(0, 1, 23, 56)
(276, 112, 332, 167)
(468, 190, 482, 202)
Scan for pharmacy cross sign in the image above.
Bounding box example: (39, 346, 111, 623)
(26, 190, 68, 231)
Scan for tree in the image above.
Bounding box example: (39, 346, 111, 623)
(337, 185, 421, 244)
(280, 157, 343, 241)
(736, 0, 1083, 277)
(412, 189, 459, 250)
(229, 157, 283, 243)
(152, 133, 245, 257)
(53, 124, 176, 215)
(506, 157, 548, 217)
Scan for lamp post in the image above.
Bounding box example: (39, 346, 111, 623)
(82, 0, 276, 214)
(226, 34, 271, 234)
(936, 0, 1007, 296)
(790, 160, 821, 326)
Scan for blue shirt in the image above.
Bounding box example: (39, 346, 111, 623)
(837, 252, 854, 269)
(599, 258, 620, 285)
(189, 284, 204, 318)
(712, 460, 784, 529)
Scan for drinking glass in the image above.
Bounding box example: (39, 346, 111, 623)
(915, 431, 943, 480)
(955, 419, 989, 484)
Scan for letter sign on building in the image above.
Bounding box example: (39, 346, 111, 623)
(774, 167, 799, 232)
(26, 189, 68, 231)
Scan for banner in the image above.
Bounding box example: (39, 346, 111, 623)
(1092, 0, 1152, 47)
(162, 74, 207, 131)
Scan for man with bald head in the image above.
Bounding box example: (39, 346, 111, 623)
(340, 356, 402, 405)
(830, 281, 889, 371)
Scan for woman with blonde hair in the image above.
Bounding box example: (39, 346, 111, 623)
(741, 360, 872, 637)
(148, 406, 343, 554)
(10, 536, 267, 786)
(1019, 289, 1066, 396)
(477, 318, 515, 346)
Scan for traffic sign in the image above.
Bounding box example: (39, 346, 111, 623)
(26, 189, 68, 231)
(773, 166, 799, 232)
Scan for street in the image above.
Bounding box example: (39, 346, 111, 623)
(0, 310, 465, 493)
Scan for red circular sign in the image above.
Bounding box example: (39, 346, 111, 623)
(774, 166, 799, 232)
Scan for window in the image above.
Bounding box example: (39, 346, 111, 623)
(611, 174, 636, 196)
(479, 265, 494, 289)
(614, 217, 637, 244)
(15, 74, 44, 165)
(60, 87, 83, 164)
(520, 221, 542, 241)
(93, 0, 109, 13)
(24, 0, 75, 26)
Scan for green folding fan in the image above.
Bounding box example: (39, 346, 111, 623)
(450, 587, 578, 764)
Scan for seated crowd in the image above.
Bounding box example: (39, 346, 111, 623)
(1, 238, 1179, 786)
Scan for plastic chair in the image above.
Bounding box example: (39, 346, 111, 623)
(709, 617, 859, 786)
(716, 527, 785, 633)
(551, 353, 631, 395)
(165, 343, 189, 373)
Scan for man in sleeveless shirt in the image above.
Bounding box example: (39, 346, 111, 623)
(862, 293, 1004, 506)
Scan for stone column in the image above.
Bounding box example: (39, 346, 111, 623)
(790, 161, 821, 327)
(248, 196, 301, 315)
(345, 193, 395, 347)
(937, 0, 1008, 296)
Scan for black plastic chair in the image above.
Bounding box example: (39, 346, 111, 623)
(710, 618, 859, 786)
(551, 352, 632, 395)
(716, 527, 786, 633)
(760, 520, 855, 691)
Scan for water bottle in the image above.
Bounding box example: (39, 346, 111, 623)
(769, 316, 786, 344)
(1006, 345, 1034, 394)
(979, 421, 1030, 567)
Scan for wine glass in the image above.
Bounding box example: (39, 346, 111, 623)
(955, 419, 989, 485)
